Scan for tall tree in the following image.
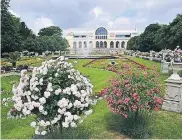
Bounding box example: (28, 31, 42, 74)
(22, 37, 40, 52)
(38, 26, 69, 52)
(137, 23, 161, 52)
(127, 14, 182, 52)
(37, 36, 49, 52)
(127, 36, 139, 50)
(1, 0, 22, 53)
(168, 14, 182, 49)
(19, 22, 36, 40)
(38, 26, 63, 36)
(154, 25, 169, 50)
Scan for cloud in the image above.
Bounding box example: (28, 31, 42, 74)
(135, 18, 147, 24)
(90, 7, 103, 18)
(9, 9, 20, 17)
(108, 21, 113, 28)
(32, 17, 54, 34)
(9, 0, 182, 33)
(111, 17, 130, 26)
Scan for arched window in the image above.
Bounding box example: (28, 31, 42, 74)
(73, 42, 77, 49)
(95, 27, 108, 39)
(104, 41, 107, 48)
(96, 41, 99, 48)
(79, 41, 82, 48)
(110, 41, 114, 48)
(84, 41, 87, 48)
(95, 27, 108, 35)
(121, 41, 125, 48)
(100, 41, 103, 48)
(116, 41, 119, 48)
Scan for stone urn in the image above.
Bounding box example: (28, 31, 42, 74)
(162, 79, 182, 113)
(168, 62, 182, 81)
(163, 62, 182, 113)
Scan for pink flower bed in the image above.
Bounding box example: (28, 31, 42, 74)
(100, 68, 163, 119)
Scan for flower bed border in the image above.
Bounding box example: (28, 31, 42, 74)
(125, 57, 151, 70)
(83, 57, 152, 71)
(83, 59, 99, 67)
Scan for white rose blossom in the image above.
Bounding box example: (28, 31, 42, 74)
(62, 121, 69, 128)
(30, 121, 36, 128)
(5, 56, 95, 135)
(39, 97, 46, 104)
(41, 131, 47, 135)
(44, 91, 51, 98)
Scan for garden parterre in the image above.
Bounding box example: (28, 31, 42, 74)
(1, 58, 182, 139)
(86, 58, 152, 74)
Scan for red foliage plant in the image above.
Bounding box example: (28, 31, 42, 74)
(100, 68, 163, 119)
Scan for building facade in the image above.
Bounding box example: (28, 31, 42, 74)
(65, 27, 138, 53)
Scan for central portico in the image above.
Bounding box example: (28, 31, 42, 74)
(65, 27, 138, 53)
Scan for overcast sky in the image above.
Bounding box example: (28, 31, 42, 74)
(9, 0, 182, 34)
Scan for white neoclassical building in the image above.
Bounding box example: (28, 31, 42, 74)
(65, 27, 138, 54)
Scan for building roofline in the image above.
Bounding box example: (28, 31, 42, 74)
(64, 27, 137, 33)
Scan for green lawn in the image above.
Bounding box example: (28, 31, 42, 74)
(130, 57, 162, 72)
(1, 76, 35, 139)
(69, 59, 115, 92)
(1, 58, 182, 139)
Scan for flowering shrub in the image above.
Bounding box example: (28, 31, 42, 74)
(101, 68, 163, 119)
(6, 56, 94, 136)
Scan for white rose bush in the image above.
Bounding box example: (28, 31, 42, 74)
(5, 56, 94, 136)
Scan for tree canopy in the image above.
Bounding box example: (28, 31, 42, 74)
(1, 0, 22, 53)
(1, 0, 69, 54)
(127, 14, 182, 52)
(38, 26, 63, 37)
(127, 36, 139, 50)
(37, 27, 69, 52)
